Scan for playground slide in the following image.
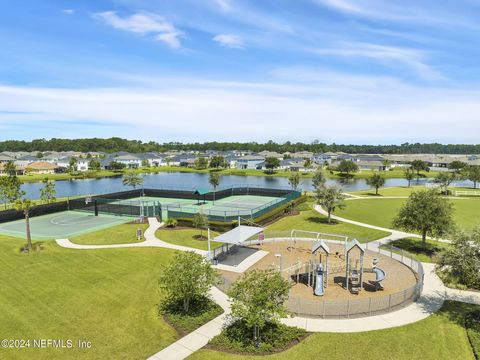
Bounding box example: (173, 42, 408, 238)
(314, 270, 325, 296)
(370, 267, 386, 291)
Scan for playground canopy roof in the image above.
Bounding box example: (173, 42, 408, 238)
(346, 238, 365, 253)
(312, 239, 330, 254)
(214, 225, 264, 245)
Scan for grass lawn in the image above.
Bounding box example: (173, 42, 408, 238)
(348, 186, 423, 197)
(71, 223, 150, 245)
(190, 301, 478, 360)
(380, 237, 450, 263)
(265, 202, 390, 243)
(155, 228, 223, 250)
(336, 197, 480, 231)
(0, 234, 179, 359)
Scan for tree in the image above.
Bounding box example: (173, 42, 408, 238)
(68, 157, 78, 173)
(36, 152, 43, 159)
(4, 161, 17, 176)
(14, 198, 33, 252)
(288, 172, 301, 190)
(228, 269, 290, 344)
(264, 157, 280, 174)
(209, 172, 221, 204)
(88, 159, 101, 171)
(39, 178, 56, 204)
(141, 159, 150, 167)
(437, 227, 480, 289)
(448, 161, 467, 174)
(311, 169, 326, 191)
(403, 168, 415, 187)
(303, 159, 313, 170)
(0, 176, 24, 209)
(434, 172, 456, 195)
(315, 185, 346, 223)
(109, 161, 126, 171)
(209, 155, 227, 169)
(195, 157, 209, 170)
(159, 251, 220, 313)
(336, 160, 358, 178)
(381, 159, 391, 170)
(392, 189, 454, 246)
(410, 160, 429, 177)
(122, 171, 144, 189)
(465, 166, 480, 189)
(366, 173, 386, 195)
(192, 211, 209, 238)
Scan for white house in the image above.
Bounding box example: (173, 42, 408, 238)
(236, 155, 265, 170)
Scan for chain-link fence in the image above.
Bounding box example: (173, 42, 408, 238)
(215, 236, 424, 319)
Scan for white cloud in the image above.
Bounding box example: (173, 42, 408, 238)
(314, 42, 444, 81)
(213, 34, 245, 49)
(0, 71, 478, 143)
(62, 9, 75, 15)
(94, 11, 183, 49)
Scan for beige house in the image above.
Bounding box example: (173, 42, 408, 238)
(26, 161, 58, 174)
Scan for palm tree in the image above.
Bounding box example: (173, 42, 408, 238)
(208, 172, 220, 204)
(14, 199, 33, 252)
(122, 171, 144, 190)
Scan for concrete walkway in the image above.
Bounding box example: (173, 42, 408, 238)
(147, 286, 230, 360)
(314, 204, 451, 244)
(56, 217, 207, 255)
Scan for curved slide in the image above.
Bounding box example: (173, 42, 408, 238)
(370, 267, 386, 291)
(314, 268, 325, 296)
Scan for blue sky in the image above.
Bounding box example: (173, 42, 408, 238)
(0, 0, 479, 144)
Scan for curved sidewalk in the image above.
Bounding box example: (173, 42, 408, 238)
(56, 217, 207, 255)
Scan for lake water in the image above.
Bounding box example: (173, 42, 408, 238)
(20, 172, 475, 199)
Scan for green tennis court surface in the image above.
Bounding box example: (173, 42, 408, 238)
(119, 194, 281, 211)
(0, 211, 134, 240)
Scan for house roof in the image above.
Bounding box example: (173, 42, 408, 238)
(312, 240, 330, 254)
(27, 162, 58, 170)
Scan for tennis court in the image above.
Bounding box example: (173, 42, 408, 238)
(110, 194, 286, 220)
(0, 211, 134, 240)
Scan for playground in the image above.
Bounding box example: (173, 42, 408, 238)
(218, 230, 420, 317)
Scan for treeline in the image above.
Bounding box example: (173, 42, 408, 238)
(0, 138, 479, 154)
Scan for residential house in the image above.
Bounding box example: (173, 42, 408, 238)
(236, 155, 265, 170)
(26, 161, 59, 174)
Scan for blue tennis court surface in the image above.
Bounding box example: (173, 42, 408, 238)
(0, 211, 134, 240)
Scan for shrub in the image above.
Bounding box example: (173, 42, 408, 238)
(209, 320, 305, 354)
(165, 218, 178, 228)
(466, 310, 480, 359)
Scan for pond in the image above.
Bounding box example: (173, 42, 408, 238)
(20, 172, 474, 199)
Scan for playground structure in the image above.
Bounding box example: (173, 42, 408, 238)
(284, 230, 387, 296)
(217, 229, 421, 318)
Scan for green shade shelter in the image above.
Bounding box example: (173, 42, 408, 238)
(193, 188, 209, 205)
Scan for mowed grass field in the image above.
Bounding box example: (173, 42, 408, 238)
(266, 201, 390, 242)
(155, 228, 223, 250)
(336, 197, 480, 231)
(190, 302, 478, 360)
(71, 223, 150, 245)
(0, 234, 179, 360)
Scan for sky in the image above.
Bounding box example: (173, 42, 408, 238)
(0, 0, 479, 144)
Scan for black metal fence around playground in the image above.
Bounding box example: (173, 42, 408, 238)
(215, 237, 424, 319)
